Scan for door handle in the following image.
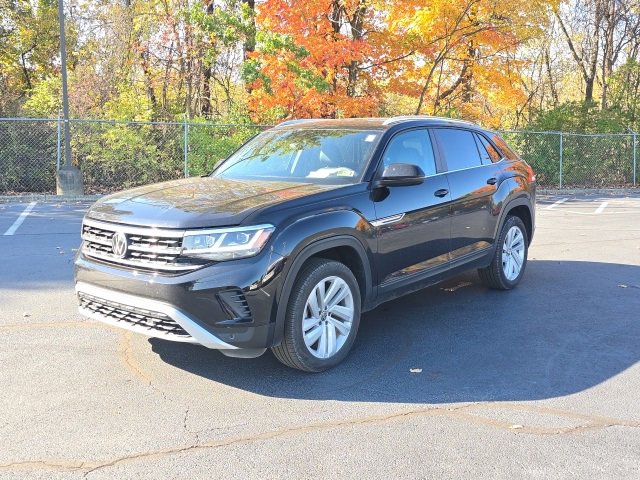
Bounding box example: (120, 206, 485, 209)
(434, 189, 449, 198)
(486, 177, 498, 185)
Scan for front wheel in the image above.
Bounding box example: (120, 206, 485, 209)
(478, 215, 529, 290)
(271, 258, 361, 372)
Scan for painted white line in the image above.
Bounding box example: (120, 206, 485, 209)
(594, 201, 608, 214)
(3, 202, 37, 236)
(544, 198, 569, 210)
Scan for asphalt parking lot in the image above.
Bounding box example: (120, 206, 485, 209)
(1, 193, 639, 479)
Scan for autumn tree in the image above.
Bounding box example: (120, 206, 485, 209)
(382, 0, 553, 127)
(0, 0, 70, 115)
(244, 0, 389, 121)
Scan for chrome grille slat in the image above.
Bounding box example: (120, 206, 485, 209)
(83, 235, 113, 246)
(127, 244, 182, 254)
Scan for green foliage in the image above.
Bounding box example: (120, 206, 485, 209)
(287, 61, 330, 92)
(22, 76, 61, 117)
(504, 102, 637, 187)
(608, 59, 640, 127)
(63, 120, 265, 194)
(0, 120, 57, 193)
(529, 102, 630, 134)
(257, 31, 310, 59)
(187, 122, 266, 176)
(102, 85, 155, 122)
(71, 122, 183, 193)
(501, 131, 562, 186)
(247, 31, 329, 96)
(0, 0, 75, 116)
(189, 0, 255, 48)
(242, 58, 272, 94)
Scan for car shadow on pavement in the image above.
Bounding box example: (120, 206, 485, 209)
(151, 260, 640, 404)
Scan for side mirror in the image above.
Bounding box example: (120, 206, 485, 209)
(376, 163, 425, 187)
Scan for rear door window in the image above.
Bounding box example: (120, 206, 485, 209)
(433, 129, 482, 171)
(382, 129, 437, 176)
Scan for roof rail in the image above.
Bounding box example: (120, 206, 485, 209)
(382, 115, 475, 126)
(275, 119, 319, 127)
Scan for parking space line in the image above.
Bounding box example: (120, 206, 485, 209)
(3, 202, 37, 236)
(594, 202, 608, 214)
(544, 198, 568, 210)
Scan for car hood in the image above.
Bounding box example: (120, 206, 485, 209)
(86, 177, 336, 229)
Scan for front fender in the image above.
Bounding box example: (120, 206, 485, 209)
(267, 210, 376, 346)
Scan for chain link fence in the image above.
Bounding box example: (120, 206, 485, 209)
(501, 130, 637, 188)
(0, 118, 267, 194)
(0, 118, 637, 194)
(0, 119, 59, 194)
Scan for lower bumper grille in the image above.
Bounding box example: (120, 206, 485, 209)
(78, 292, 191, 339)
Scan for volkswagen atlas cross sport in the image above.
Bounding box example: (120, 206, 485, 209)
(75, 116, 535, 372)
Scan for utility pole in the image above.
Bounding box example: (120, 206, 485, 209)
(56, 0, 84, 195)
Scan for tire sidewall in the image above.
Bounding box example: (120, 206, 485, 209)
(286, 260, 361, 371)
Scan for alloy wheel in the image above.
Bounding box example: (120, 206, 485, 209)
(302, 276, 354, 359)
(502, 225, 525, 281)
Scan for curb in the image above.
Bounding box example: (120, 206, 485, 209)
(0, 194, 102, 203)
(538, 188, 639, 195)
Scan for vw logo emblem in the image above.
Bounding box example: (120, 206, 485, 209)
(111, 232, 128, 258)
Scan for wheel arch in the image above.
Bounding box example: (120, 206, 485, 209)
(498, 197, 534, 245)
(270, 235, 373, 347)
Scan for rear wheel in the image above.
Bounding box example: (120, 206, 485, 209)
(478, 215, 528, 290)
(271, 258, 361, 372)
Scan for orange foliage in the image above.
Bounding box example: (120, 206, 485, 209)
(248, 0, 553, 126)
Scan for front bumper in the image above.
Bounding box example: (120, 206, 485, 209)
(74, 248, 286, 350)
(76, 282, 238, 349)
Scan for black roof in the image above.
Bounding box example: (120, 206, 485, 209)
(274, 116, 484, 131)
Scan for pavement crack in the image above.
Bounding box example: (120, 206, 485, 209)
(4, 403, 639, 476)
(118, 331, 152, 386)
(182, 407, 191, 434)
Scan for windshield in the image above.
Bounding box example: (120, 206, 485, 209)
(213, 128, 382, 184)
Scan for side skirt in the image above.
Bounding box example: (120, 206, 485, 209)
(370, 247, 494, 310)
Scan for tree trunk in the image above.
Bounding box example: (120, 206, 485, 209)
(346, 0, 367, 98)
(202, 64, 212, 116)
(200, 1, 215, 116)
(601, 0, 616, 109)
(544, 48, 559, 108)
(242, 0, 256, 58)
(460, 42, 476, 104)
(140, 49, 158, 113)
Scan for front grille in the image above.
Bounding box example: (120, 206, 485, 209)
(78, 292, 191, 338)
(81, 220, 197, 272)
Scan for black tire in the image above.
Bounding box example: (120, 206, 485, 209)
(478, 215, 529, 290)
(271, 258, 361, 372)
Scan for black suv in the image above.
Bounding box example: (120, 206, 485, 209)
(75, 116, 535, 372)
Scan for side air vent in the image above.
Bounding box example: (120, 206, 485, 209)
(216, 289, 252, 324)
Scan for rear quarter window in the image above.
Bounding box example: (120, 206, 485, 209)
(475, 133, 502, 164)
(490, 134, 519, 161)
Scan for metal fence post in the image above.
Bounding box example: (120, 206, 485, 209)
(634, 131, 637, 187)
(559, 131, 564, 189)
(183, 118, 189, 178)
(56, 112, 62, 171)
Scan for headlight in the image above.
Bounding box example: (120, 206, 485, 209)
(182, 224, 274, 261)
